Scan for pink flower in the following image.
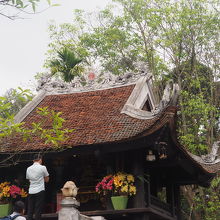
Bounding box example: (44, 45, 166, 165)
(10, 185, 21, 198)
(95, 175, 114, 194)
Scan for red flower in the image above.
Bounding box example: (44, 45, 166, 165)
(10, 185, 21, 198)
(95, 175, 114, 194)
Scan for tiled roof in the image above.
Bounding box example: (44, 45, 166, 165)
(201, 162, 220, 174)
(2, 85, 172, 152)
(187, 152, 220, 174)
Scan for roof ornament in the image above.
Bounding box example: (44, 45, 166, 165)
(121, 65, 180, 119)
(36, 63, 150, 94)
(152, 81, 172, 115)
(153, 80, 179, 115)
(36, 74, 72, 93)
(201, 141, 220, 164)
(61, 181, 78, 198)
(36, 74, 51, 91)
(160, 80, 173, 107)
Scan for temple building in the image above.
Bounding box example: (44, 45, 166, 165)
(0, 69, 220, 220)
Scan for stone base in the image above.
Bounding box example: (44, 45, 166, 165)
(61, 197, 80, 208)
(59, 197, 106, 220)
(91, 217, 106, 220)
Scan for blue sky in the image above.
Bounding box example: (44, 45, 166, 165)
(0, 0, 110, 95)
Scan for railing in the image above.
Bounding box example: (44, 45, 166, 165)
(150, 195, 172, 213)
(57, 192, 175, 220)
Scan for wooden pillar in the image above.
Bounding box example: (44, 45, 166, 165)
(174, 185, 181, 220)
(145, 175, 151, 207)
(150, 174, 158, 197)
(53, 164, 64, 189)
(166, 184, 175, 217)
(132, 150, 146, 208)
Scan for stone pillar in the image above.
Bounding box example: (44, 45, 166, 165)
(59, 181, 106, 220)
(59, 197, 80, 220)
(58, 197, 106, 220)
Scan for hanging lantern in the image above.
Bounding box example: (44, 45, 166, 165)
(146, 150, 156, 161)
(158, 142, 167, 159)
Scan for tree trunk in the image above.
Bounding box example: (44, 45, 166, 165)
(182, 186, 201, 220)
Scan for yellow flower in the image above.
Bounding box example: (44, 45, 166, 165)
(127, 175, 134, 183)
(21, 189, 28, 198)
(0, 181, 28, 201)
(97, 172, 136, 197)
(129, 185, 136, 195)
(114, 175, 123, 187)
(2, 185, 10, 198)
(121, 185, 128, 193)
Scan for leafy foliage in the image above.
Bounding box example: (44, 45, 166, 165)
(176, 61, 219, 155)
(0, 88, 33, 137)
(0, 105, 73, 149)
(49, 47, 83, 82)
(0, 0, 54, 19)
(194, 176, 220, 220)
(23, 107, 74, 148)
(0, 87, 33, 119)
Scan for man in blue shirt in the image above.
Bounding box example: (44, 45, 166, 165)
(26, 154, 49, 220)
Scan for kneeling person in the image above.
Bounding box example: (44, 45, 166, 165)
(0, 201, 26, 220)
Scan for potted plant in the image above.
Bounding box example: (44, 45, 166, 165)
(95, 175, 114, 209)
(0, 182, 28, 217)
(96, 172, 136, 210)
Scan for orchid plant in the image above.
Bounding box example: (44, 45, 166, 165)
(95, 172, 136, 197)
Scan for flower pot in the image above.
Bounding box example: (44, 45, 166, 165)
(0, 203, 12, 217)
(111, 196, 128, 210)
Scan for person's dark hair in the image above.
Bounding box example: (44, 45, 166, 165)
(32, 153, 42, 161)
(13, 201, 25, 213)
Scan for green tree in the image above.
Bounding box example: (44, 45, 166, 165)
(49, 47, 83, 82)
(0, 87, 33, 119)
(194, 175, 220, 220)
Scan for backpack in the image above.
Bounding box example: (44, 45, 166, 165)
(0, 214, 20, 220)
